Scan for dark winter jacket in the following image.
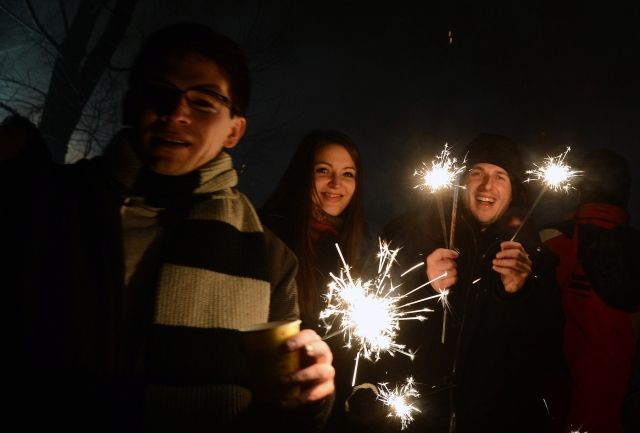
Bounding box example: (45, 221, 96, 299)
(348, 204, 563, 433)
(8, 134, 330, 433)
(540, 202, 640, 433)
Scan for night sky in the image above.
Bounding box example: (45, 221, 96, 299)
(227, 3, 640, 233)
(2, 1, 639, 232)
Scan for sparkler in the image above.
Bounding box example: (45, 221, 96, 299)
(414, 143, 466, 343)
(320, 240, 448, 385)
(414, 143, 466, 248)
(510, 146, 582, 241)
(377, 377, 421, 430)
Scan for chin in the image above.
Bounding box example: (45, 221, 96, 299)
(322, 207, 342, 217)
(148, 161, 186, 176)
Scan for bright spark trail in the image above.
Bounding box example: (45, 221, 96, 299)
(378, 377, 421, 430)
(320, 240, 447, 385)
(511, 146, 582, 241)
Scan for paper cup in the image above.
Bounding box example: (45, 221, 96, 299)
(240, 319, 301, 403)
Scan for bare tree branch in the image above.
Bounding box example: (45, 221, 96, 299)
(0, 3, 53, 49)
(24, 0, 61, 49)
(78, 0, 139, 94)
(57, 0, 70, 32)
(0, 102, 19, 116)
(1, 76, 47, 98)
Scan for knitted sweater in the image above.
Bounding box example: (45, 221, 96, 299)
(13, 130, 331, 433)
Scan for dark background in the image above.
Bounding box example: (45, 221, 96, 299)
(2, 1, 639, 234)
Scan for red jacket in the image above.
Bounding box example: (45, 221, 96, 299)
(541, 202, 639, 433)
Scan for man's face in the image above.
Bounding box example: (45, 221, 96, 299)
(133, 52, 246, 176)
(463, 162, 512, 227)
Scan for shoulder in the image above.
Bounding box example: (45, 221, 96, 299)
(539, 220, 574, 243)
(258, 208, 295, 248)
(263, 225, 296, 261)
(263, 225, 299, 279)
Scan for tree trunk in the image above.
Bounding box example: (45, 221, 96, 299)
(39, 0, 139, 163)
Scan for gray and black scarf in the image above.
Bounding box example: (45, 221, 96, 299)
(100, 130, 274, 430)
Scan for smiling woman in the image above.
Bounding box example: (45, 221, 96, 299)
(312, 143, 357, 217)
(258, 129, 370, 431)
(259, 130, 368, 329)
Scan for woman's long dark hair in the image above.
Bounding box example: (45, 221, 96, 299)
(260, 130, 367, 323)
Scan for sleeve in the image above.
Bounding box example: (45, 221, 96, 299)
(264, 226, 300, 322)
(578, 224, 640, 312)
(261, 227, 335, 433)
(622, 339, 640, 433)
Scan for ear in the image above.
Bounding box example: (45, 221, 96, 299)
(223, 116, 247, 149)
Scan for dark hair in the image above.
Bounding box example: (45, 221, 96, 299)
(577, 148, 631, 208)
(127, 21, 250, 117)
(260, 130, 367, 322)
(0, 114, 50, 162)
(461, 132, 529, 208)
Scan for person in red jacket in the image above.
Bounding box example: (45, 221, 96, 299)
(540, 148, 640, 433)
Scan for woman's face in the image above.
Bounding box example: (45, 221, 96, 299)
(312, 143, 357, 216)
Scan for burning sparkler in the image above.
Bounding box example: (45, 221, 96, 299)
(414, 143, 466, 343)
(320, 239, 448, 385)
(510, 146, 582, 241)
(378, 377, 421, 430)
(414, 143, 466, 248)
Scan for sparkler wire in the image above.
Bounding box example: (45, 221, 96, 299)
(509, 185, 547, 242)
(436, 195, 449, 249)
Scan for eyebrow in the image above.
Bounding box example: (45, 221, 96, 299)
(469, 166, 508, 176)
(147, 78, 225, 93)
(315, 161, 356, 170)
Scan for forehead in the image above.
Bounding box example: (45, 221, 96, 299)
(153, 52, 230, 90)
(468, 162, 509, 176)
(314, 144, 355, 166)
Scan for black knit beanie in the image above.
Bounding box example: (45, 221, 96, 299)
(461, 133, 528, 207)
(577, 148, 630, 208)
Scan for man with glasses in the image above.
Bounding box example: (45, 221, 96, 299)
(14, 22, 334, 432)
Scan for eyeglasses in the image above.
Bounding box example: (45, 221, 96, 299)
(137, 81, 237, 116)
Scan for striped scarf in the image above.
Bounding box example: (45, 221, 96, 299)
(102, 130, 274, 431)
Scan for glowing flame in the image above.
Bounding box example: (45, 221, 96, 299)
(414, 143, 466, 193)
(378, 377, 421, 430)
(320, 240, 447, 384)
(525, 146, 582, 192)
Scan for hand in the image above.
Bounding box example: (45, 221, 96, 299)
(492, 241, 532, 293)
(426, 248, 458, 292)
(281, 329, 335, 407)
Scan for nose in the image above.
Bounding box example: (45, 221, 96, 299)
(161, 96, 191, 124)
(328, 173, 340, 187)
(478, 173, 493, 190)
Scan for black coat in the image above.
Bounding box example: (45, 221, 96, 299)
(350, 205, 563, 433)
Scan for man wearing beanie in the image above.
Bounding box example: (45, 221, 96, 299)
(352, 133, 563, 433)
(540, 149, 640, 433)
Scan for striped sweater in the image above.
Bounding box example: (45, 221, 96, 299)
(17, 130, 330, 432)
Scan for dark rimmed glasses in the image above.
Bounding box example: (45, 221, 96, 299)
(137, 81, 238, 116)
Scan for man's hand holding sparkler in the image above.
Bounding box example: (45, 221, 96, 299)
(492, 241, 532, 293)
(426, 248, 459, 292)
(282, 329, 336, 407)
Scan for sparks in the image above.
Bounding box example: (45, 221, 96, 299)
(320, 239, 447, 385)
(511, 146, 582, 241)
(413, 143, 465, 342)
(524, 146, 582, 192)
(414, 143, 466, 193)
(378, 377, 421, 430)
